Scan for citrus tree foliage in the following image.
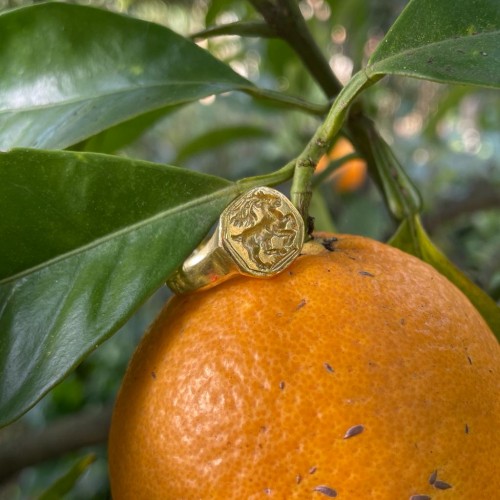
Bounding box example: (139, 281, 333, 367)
(0, 0, 499, 440)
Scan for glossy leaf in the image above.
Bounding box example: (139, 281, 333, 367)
(0, 149, 238, 427)
(367, 0, 500, 88)
(0, 3, 252, 151)
(38, 454, 96, 500)
(79, 107, 180, 154)
(175, 125, 270, 164)
(389, 216, 500, 339)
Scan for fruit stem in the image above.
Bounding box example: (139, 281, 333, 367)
(290, 70, 372, 224)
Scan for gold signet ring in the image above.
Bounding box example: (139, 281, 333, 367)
(167, 186, 305, 294)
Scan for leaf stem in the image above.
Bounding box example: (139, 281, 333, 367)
(238, 160, 295, 191)
(243, 87, 328, 116)
(191, 21, 276, 40)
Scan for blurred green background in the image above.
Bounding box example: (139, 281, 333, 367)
(0, 0, 498, 498)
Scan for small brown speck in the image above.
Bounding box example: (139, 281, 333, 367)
(465, 423, 469, 434)
(309, 466, 317, 474)
(467, 355, 473, 365)
(400, 318, 406, 325)
(434, 480, 452, 490)
(343, 424, 364, 439)
(264, 488, 272, 495)
(296, 299, 307, 310)
(296, 474, 302, 484)
(279, 381, 285, 390)
(359, 270, 374, 277)
(428, 470, 437, 485)
(151, 371, 157, 379)
(313, 485, 337, 497)
(410, 496, 431, 500)
(324, 362, 334, 373)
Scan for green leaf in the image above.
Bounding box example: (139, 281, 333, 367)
(367, 0, 500, 88)
(38, 454, 96, 500)
(175, 125, 270, 164)
(0, 149, 238, 427)
(0, 3, 252, 151)
(78, 107, 180, 154)
(389, 216, 500, 339)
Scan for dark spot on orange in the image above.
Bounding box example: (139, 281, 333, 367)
(434, 480, 452, 490)
(296, 474, 302, 484)
(465, 423, 469, 434)
(410, 496, 431, 500)
(343, 424, 364, 439)
(428, 470, 437, 485)
(151, 371, 157, 379)
(467, 355, 473, 365)
(296, 299, 307, 310)
(314, 485, 337, 497)
(309, 466, 317, 474)
(359, 270, 374, 277)
(264, 487, 272, 495)
(324, 362, 334, 373)
(279, 381, 285, 390)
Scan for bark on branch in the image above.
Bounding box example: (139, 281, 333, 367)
(0, 404, 113, 484)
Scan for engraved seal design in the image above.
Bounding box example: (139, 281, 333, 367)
(221, 187, 304, 276)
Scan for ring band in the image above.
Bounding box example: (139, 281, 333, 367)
(167, 186, 305, 294)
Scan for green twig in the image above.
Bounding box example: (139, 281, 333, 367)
(237, 72, 372, 222)
(290, 70, 371, 223)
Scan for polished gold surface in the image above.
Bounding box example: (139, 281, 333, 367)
(167, 187, 305, 294)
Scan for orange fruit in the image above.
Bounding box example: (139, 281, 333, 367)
(315, 137, 367, 192)
(108, 234, 500, 499)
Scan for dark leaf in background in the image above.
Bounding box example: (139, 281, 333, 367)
(175, 125, 270, 164)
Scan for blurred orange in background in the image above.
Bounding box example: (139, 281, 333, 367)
(316, 137, 367, 192)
